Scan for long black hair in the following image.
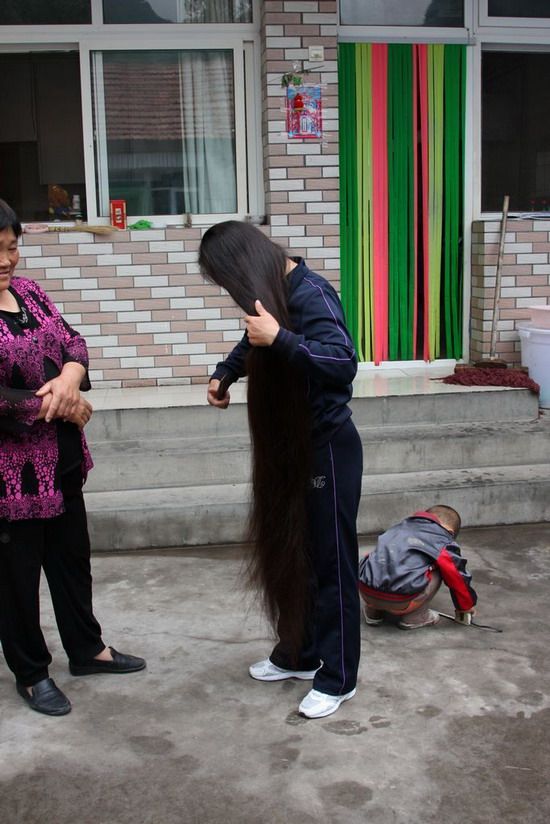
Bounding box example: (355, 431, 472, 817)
(199, 221, 312, 655)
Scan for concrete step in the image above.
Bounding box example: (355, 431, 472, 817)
(85, 463, 550, 551)
(84, 418, 550, 492)
(85, 385, 539, 445)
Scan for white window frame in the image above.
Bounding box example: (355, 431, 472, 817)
(0, 0, 262, 226)
(479, 1, 550, 30)
(338, 0, 474, 44)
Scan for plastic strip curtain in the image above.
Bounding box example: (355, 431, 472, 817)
(338, 43, 465, 362)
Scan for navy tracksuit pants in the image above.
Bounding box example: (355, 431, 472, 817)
(270, 417, 363, 696)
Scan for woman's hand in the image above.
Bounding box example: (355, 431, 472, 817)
(244, 300, 280, 347)
(207, 379, 230, 409)
(35, 362, 86, 422)
(64, 396, 93, 430)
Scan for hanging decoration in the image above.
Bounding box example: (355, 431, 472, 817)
(286, 85, 322, 140)
(339, 42, 465, 363)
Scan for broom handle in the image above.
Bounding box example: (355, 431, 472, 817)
(490, 194, 510, 360)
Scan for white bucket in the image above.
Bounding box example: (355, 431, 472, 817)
(518, 323, 550, 408)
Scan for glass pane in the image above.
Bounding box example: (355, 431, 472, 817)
(103, 0, 252, 24)
(482, 52, 550, 212)
(0, 1, 91, 25)
(0, 53, 87, 222)
(93, 50, 237, 216)
(340, 0, 463, 27)
(488, 1, 550, 17)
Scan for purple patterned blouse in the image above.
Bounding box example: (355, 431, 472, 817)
(0, 276, 93, 521)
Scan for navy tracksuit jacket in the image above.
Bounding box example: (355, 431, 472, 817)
(212, 258, 363, 695)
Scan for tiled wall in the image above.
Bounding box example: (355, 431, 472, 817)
(470, 219, 550, 364)
(16, 2, 340, 389)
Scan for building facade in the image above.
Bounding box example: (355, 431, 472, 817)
(1, 1, 549, 385)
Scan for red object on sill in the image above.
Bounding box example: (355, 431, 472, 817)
(110, 199, 127, 230)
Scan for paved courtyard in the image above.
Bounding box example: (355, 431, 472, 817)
(1, 523, 549, 824)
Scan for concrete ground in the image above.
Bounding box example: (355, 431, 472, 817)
(1, 523, 549, 824)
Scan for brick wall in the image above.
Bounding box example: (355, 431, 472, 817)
(470, 219, 550, 364)
(262, 0, 339, 284)
(15, 2, 340, 389)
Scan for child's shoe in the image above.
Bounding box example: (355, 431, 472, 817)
(362, 605, 384, 626)
(398, 608, 440, 630)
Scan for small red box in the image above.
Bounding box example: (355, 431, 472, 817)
(110, 199, 127, 230)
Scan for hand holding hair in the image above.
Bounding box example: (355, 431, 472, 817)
(244, 300, 280, 347)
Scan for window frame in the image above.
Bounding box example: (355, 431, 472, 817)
(0, 0, 262, 226)
(338, 0, 473, 43)
(479, 1, 550, 30)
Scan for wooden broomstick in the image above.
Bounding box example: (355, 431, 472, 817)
(473, 194, 509, 368)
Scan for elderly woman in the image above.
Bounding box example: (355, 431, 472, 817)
(0, 199, 145, 717)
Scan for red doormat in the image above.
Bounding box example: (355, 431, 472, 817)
(438, 367, 540, 394)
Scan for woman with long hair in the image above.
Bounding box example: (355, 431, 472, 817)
(200, 221, 363, 719)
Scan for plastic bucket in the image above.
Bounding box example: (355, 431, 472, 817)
(518, 324, 550, 408)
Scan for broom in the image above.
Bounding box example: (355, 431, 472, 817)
(474, 193, 509, 369)
(24, 224, 118, 236)
(47, 225, 118, 235)
(440, 195, 540, 395)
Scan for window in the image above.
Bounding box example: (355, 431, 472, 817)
(0, 4, 259, 224)
(0, 1, 91, 25)
(482, 51, 550, 212)
(0, 53, 86, 222)
(339, 0, 464, 27)
(92, 50, 238, 216)
(487, 1, 550, 17)
(103, 0, 252, 24)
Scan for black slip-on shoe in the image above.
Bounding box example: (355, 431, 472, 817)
(16, 678, 72, 716)
(69, 647, 146, 676)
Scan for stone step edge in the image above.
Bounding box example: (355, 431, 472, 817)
(87, 418, 549, 452)
(86, 465, 550, 550)
(85, 463, 550, 512)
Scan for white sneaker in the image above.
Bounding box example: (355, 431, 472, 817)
(248, 658, 318, 682)
(298, 687, 356, 719)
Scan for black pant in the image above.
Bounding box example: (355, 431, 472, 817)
(0, 469, 104, 687)
(270, 417, 363, 696)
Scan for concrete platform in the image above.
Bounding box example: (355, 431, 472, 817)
(1, 523, 549, 824)
(81, 365, 549, 550)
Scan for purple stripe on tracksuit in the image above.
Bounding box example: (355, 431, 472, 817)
(270, 418, 362, 696)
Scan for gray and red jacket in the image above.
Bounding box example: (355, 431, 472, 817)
(358, 512, 477, 611)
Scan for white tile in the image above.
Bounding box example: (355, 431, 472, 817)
(97, 255, 133, 266)
(103, 346, 138, 357)
(172, 343, 207, 354)
(117, 311, 152, 322)
(26, 257, 61, 268)
(116, 265, 152, 276)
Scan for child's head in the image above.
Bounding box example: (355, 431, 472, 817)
(426, 505, 461, 537)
